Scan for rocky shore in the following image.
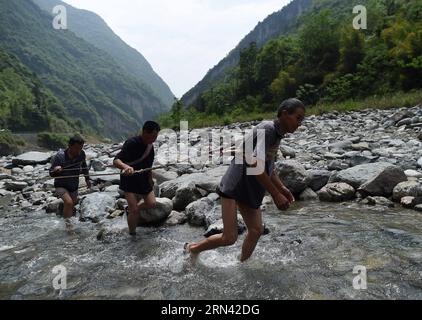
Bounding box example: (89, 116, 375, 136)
(1, 105, 422, 238)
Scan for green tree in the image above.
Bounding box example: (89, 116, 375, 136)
(338, 27, 365, 74)
(298, 10, 341, 84)
(237, 42, 258, 99)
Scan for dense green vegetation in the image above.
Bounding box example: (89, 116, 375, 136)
(0, 0, 167, 140)
(33, 0, 174, 109)
(0, 130, 25, 147)
(0, 48, 76, 133)
(161, 0, 422, 129)
(37, 132, 69, 150)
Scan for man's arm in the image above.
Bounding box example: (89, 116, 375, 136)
(271, 171, 295, 203)
(113, 140, 135, 176)
(49, 154, 63, 177)
(255, 168, 290, 210)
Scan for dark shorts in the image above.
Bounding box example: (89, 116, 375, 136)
(216, 186, 235, 200)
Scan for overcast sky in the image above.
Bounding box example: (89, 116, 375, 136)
(63, 0, 291, 97)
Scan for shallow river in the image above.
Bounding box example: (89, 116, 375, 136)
(1, 197, 421, 300)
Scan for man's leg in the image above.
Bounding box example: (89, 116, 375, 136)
(238, 203, 264, 262)
(137, 191, 157, 211)
(187, 197, 238, 257)
(62, 192, 75, 219)
(125, 192, 140, 235)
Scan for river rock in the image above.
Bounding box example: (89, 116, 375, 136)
(405, 170, 422, 178)
(347, 155, 379, 167)
(172, 181, 203, 211)
(204, 215, 246, 238)
(351, 142, 370, 151)
(414, 204, 422, 212)
(400, 197, 422, 209)
(80, 192, 116, 223)
(358, 165, 408, 197)
(12, 152, 51, 166)
(5, 181, 28, 191)
(417, 157, 422, 168)
(328, 160, 349, 171)
(279, 145, 296, 158)
(275, 160, 310, 195)
(153, 169, 178, 185)
(0, 173, 12, 181)
(393, 181, 422, 201)
(164, 211, 187, 226)
(307, 170, 332, 191)
(115, 198, 128, 211)
(160, 166, 227, 199)
(138, 198, 173, 226)
(317, 183, 356, 202)
(186, 197, 215, 227)
(90, 159, 106, 172)
(299, 188, 319, 201)
(11, 168, 24, 176)
(46, 198, 64, 214)
(22, 165, 34, 173)
(329, 162, 399, 190)
(363, 196, 394, 208)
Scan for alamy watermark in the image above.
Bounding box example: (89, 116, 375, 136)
(52, 5, 67, 30)
(52, 265, 67, 290)
(156, 121, 267, 176)
(353, 265, 367, 290)
(353, 5, 367, 30)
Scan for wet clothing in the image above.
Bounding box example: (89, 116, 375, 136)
(50, 149, 89, 193)
(114, 136, 154, 195)
(218, 120, 284, 209)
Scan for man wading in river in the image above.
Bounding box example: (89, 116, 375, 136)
(113, 121, 160, 236)
(50, 135, 92, 221)
(185, 98, 306, 262)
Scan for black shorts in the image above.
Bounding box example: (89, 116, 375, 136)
(216, 186, 235, 200)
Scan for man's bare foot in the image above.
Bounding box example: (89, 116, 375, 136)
(65, 219, 76, 235)
(184, 243, 199, 261)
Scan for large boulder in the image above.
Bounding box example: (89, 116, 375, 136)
(275, 160, 310, 195)
(186, 197, 215, 227)
(164, 211, 188, 226)
(204, 215, 247, 238)
(159, 166, 228, 199)
(317, 183, 356, 202)
(329, 162, 398, 189)
(299, 188, 319, 201)
(12, 152, 51, 166)
(46, 198, 64, 214)
(393, 181, 422, 202)
(80, 192, 116, 223)
(307, 170, 332, 191)
(139, 198, 173, 226)
(153, 169, 178, 185)
(357, 165, 408, 197)
(172, 181, 202, 211)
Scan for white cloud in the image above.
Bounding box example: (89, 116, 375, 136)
(63, 0, 291, 97)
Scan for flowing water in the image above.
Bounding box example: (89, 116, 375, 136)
(0, 196, 421, 300)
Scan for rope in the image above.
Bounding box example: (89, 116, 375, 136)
(50, 165, 167, 180)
